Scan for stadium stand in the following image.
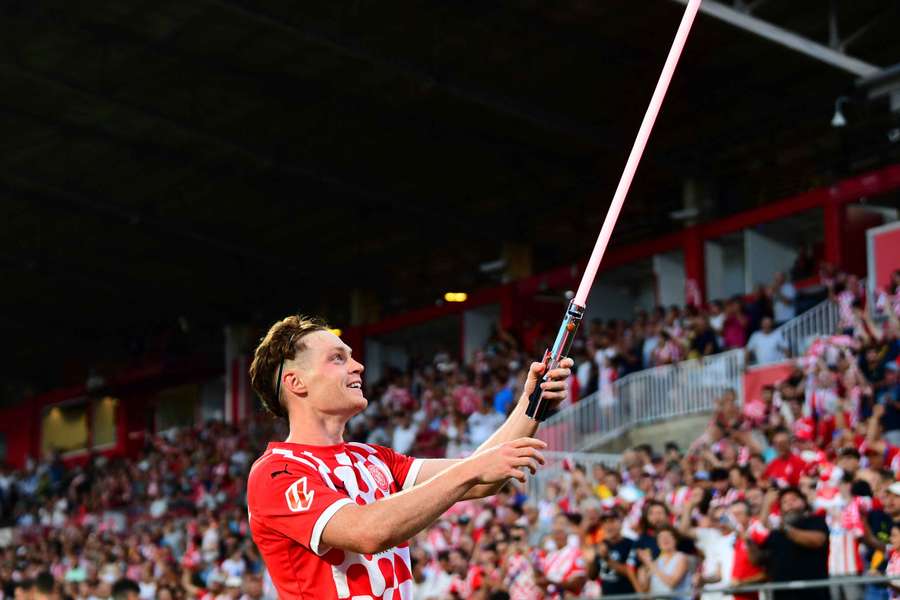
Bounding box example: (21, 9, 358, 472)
(3, 266, 899, 600)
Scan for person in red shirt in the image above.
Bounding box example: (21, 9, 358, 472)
(245, 316, 573, 600)
(763, 428, 807, 488)
(728, 500, 767, 600)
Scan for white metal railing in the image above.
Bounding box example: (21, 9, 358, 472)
(764, 298, 840, 363)
(526, 450, 621, 500)
(538, 349, 744, 452)
(598, 574, 895, 600)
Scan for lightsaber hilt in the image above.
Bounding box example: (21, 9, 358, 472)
(525, 301, 585, 421)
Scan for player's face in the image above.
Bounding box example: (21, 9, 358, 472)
(301, 331, 367, 416)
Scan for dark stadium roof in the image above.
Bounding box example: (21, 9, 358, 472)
(2, 0, 899, 389)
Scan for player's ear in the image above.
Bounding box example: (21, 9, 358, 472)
(283, 368, 308, 397)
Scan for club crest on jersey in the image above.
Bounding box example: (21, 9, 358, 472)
(285, 477, 314, 512)
(366, 463, 390, 492)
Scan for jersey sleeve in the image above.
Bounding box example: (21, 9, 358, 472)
(373, 444, 423, 490)
(249, 460, 355, 556)
(569, 551, 587, 580)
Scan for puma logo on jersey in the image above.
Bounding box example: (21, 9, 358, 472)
(285, 477, 314, 512)
(270, 465, 291, 479)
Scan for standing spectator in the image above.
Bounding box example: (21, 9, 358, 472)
(466, 400, 506, 447)
(690, 316, 721, 358)
(772, 272, 797, 326)
(584, 510, 638, 596)
(418, 551, 453, 600)
(391, 412, 420, 456)
(875, 366, 900, 446)
(722, 299, 749, 350)
(642, 323, 663, 369)
(763, 428, 807, 488)
(761, 487, 830, 600)
(885, 523, 900, 600)
(746, 317, 789, 365)
(709, 300, 726, 346)
(728, 500, 767, 600)
(747, 284, 774, 335)
(492, 371, 515, 415)
(535, 515, 586, 598)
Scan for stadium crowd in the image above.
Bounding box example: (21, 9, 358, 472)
(3, 267, 900, 600)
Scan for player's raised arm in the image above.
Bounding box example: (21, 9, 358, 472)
(322, 437, 545, 554)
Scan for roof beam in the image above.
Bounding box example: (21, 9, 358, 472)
(672, 0, 881, 78)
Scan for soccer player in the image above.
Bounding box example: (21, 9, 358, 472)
(246, 316, 573, 600)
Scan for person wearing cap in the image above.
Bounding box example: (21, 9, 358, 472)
(199, 572, 225, 600)
(224, 576, 243, 600)
(584, 510, 638, 596)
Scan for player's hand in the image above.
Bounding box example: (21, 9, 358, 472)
(469, 437, 546, 484)
(521, 358, 574, 405)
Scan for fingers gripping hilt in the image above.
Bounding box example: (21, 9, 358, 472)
(525, 301, 585, 421)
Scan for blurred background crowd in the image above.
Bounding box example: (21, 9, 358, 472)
(2, 267, 900, 600)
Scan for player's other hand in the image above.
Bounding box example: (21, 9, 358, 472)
(469, 437, 546, 484)
(521, 357, 574, 405)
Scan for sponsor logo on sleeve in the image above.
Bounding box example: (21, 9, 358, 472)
(285, 477, 314, 512)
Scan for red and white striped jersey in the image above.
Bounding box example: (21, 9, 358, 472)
(541, 544, 586, 591)
(817, 492, 874, 576)
(505, 553, 542, 600)
(666, 486, 691, 515)
(247, 441, 422, 600)
(448, 565, 483, 598)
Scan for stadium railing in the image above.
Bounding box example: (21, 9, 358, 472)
(538, 349, 745, 452)
(596, 574, 895, 600)
(539, 299, 845, 452)
(766, 298, 840, 363)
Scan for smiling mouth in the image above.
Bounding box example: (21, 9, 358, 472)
(347, 382, 363, 390)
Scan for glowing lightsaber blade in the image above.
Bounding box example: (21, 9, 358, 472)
(526, 0, 703, 421)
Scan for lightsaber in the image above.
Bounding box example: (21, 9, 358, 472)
(526, 0, 703, 421)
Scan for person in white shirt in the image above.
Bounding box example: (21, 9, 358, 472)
(391, 412, 419, 455)
(417, 551, 454, 600)
(771, 272, 796, 325)
(467, 402, 506, 447)
(745, 317, 789, 365)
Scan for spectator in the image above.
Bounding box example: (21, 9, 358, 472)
(746, 317, 789, 365)
(467, 401, 506, 447)
(723, 298, 749, 349)
(418, 550, 453, 599)
(763, 428, 807, 488)
(636, 526, 691, 600)
(690, 316, 721, 358)
(747, 284, 774, 335)
(728, 500, 767, 600)
(709, 300, 726, 341)
(391, 412, 420, 455)
(761, 487, 830, 600)
(535, 514, 586, 598)
(111, 578, 140, 600)
(885, 523, 900, 600)
(34, 572, 56, 600)
(772, 271, 797, 325)
(876, 366, 900, 446)
(584, 510, 638, 595)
